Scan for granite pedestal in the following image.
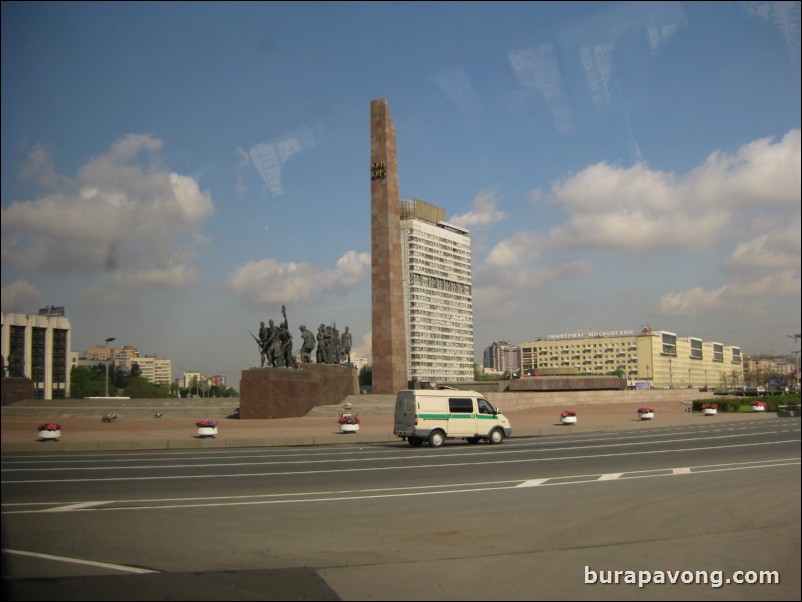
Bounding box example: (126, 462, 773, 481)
(239, 364, 359, 419)
(1, 377, 35, 406)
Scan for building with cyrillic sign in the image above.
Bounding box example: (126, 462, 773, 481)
(519, 327, 742, 389)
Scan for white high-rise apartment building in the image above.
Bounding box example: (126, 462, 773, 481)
(400, 199, 474, 383)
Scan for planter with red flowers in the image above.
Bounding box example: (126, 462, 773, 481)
(751, 401, 766, 412)
(37, 422, 62, 441)
(195, 419, 218, 437)
(701, 403, 718, 416)
(637, 407, 655, 420)
(337, 414, 361, 433)
(560, 410, 577, 425)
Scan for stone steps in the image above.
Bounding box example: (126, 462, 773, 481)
(304, 394, 397, 417)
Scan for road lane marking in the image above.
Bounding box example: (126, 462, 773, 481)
(45, 501, 108, 512)
(517, 478, 549, 488)
(3, 420, 793, 469)
(2, 459, 798, 514)
(2, 548, 158, 573)
(3, 438, 798, 485)
(1, 429, 795, 478)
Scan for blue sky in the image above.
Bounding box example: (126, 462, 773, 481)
(2, 1, 800, 383)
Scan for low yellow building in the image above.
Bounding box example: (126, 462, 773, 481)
(519, 328, 742, 390)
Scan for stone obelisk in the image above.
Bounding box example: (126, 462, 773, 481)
(370, 98, 408, 395)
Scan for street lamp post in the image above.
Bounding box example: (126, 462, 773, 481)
(668, 355, 673, 389)
(104, 337, 116, 397)
(788, 334, 801, 391)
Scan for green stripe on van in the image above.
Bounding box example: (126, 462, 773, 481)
(418, 414, 449, 420)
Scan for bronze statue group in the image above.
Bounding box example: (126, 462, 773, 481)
(253, 305, 352, 369)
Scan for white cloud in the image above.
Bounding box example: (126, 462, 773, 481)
(475, 130, 801, 325)
(331, 251, 372, 291)
(0, 280, 41, 313)
(656, 285, 731, 316)
(0, 135, 214, 304)
(450, 189, 508, 228)
(352, 331, 373, 364)
(726, 221, 801, 273)
(473, 286, 519, 321)
(545, 129, 800, 253)
(475, 254, 592, 313)
(79, 262, 201, 307)
(482, 231, 544, 270)
(19, 144, 67, 190)
(686, 129, 801, 208)
(228, 251, 370, 307)
(656, 269, 800, 318)
(729, 271, 801, 298)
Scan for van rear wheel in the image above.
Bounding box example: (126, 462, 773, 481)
(488, 428, 504, 444)
(428, 430, 445, 447)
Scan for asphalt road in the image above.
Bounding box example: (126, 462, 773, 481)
(2, 417, 800, 600)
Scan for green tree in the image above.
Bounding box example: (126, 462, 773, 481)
(111, 365, 128, 390)
(69, 364, 110, 398)
(358, 364, 372, 387)
(189, 376, 200, 397)
(207, 384, 238, 397)
(124, 376, 170, 398)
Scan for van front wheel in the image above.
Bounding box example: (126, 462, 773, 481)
(488, 428, 504, 445)
(428, 430, 445, 448)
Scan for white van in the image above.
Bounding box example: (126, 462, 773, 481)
(393, 389, 512, 447)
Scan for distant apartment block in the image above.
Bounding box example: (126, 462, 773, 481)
(183, 371, 209, 394)
(1, 308, 72, 399)
(483, 341, 521, 373)
(400, 199, 474, 383)
(83, 343, 172, 386)
(743, 355, 795, 387)
(84, 344, 115, 363)
(132, 355, 173, 386)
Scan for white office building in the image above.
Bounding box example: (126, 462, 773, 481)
(1, 308, 72, 399)
(400, 199, 474, 383)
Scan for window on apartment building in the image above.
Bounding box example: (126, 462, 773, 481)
(661, 332, 677, 356)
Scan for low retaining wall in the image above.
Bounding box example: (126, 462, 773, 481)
(508, 376, 626, 391)
(485, 388, 717, 412)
